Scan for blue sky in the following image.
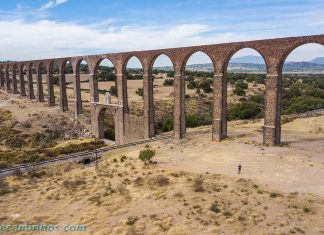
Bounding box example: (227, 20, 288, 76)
(0, 0, 323, 66)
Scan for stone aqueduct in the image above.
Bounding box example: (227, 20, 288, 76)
(0, 34, 323, 145)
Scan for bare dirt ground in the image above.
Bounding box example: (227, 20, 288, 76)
(0, 115, 323, 234)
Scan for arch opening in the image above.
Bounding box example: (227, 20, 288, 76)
(49, 62, 60, 104)
(225, 48, 266, 141)
(184, 51, 215, 133)
(98, 107, 116, 142)
(28, 63, 37, 99)
(77, 60, 90, 119)
(125, 56, 143, 116)
(38, 63, 48, 100)
(151, 54, 175, 134)
(281, 43, 324, 144)
(93, 58, 117, 141)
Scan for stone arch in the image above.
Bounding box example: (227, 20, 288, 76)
(224, 47, 269, 73)
(149, 54, 176, 135)
(279, 42, 324, 72)
(123, 55, 144, 116)
(225, 48, 267, 141)
(122, 55, 144, 74)
(61, 60, 73, 74)
(76, 58, 90, 73)
(94, 57, 117, 72)
(94, 57, 117, 104)
(184, 51, 215, 133)
(149, 53, 176, 72)
(278, 42, 324, 144)
(94, 105, 117, 141)
(181, 50, 216, 74)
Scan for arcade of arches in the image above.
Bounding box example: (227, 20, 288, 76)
(1, 34, 323, 145)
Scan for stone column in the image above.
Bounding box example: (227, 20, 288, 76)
(5, 69, 11, 92)
(36, 73, 44, 102)
(115, 72, 128, 144)
(73, 73, 82, 117)
(59, 73, 68, 112)
(0, 69, 4, 88)
(173, 72, 186, 139)
(89, 73, 99, 103)
(0, 70, 4, 88)
(47, 73, 55, 106)
(143, 73, 155, 138)
(116, 73, 128, 113)
(12, 69, 18, 94)
(19, 69, 26, 96)
(212, 73, 227, 141)
(263, 73, 282, 146)
(28, 69, 35, 99)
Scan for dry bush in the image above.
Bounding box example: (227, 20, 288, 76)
(210, 201, 221, 214)
(133, 177, 144, 186)
(126, 216, 138, 226)
(192, 176, 205, 192)
(148, 175, 170, 187)
(0, 178, 10, 196)
(0, 161, 9, 169)
(173, 191, 184, 197)
(62, 178, 86, 189)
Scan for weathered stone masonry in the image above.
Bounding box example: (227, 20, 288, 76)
(1, 35, 323, 146)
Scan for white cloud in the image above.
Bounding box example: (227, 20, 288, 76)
(40, 0, 68, 10)
(0, 19, 277, 62)
(0, 17, 322, 65)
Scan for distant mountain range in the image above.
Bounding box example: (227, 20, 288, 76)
(156, 56, 324, 73)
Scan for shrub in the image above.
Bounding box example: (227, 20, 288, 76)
(200, 79, 213, 93)
(161, 116, 173, 132)
(0, 178, 10, 196)
(0, 161, 9, 169)
(249, 94, 265, 104)
(5, 136, 27, 148)
(135, 88, 144, 98)
(236, 80, 248, 89)
(167, 71, 175, 78)
(163, 78, 174, 86)
(62, 178, 86, 189)
(139, 146, 156, 164)
(228, 102, 262, 120)
(284, 96, 324, 114)
(233, 87, 246, 96)
(110, 85, 118, 96)
(186, 75, 195, 82)
(192, 176, 205, 192)
(187, 80, 198, 89)
(52, 75, 59, 85)
(210, 201, 221, 213)
(186, 114, 200, 128)
(149, 175, 170, 186)
(126, 216, 138, 226)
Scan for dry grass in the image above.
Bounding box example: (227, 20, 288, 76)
(1, 142, 323, 235)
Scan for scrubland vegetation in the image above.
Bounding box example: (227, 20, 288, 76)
(0, 144, 323, 234)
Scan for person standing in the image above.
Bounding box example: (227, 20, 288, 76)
(238, 164, 242, 174)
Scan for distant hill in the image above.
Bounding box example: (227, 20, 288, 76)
(309, 57, 324, 65)
(230, 55, 265, 64)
